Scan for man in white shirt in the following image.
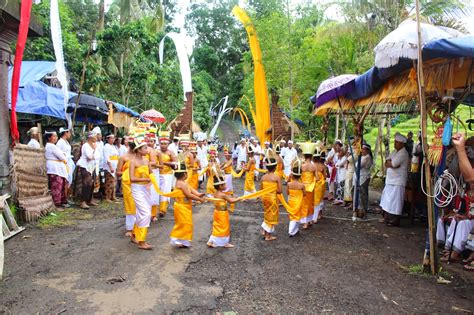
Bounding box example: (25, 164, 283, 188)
(326, 140, 342, 200)
(196, 138, 209, 185)
(252, 138, 263, 178)
(103, 134, 120, 201)
(92, 126, 104, 195)
(380, 133, 410, 226)
(168, 137, 179, 156)
(282, 140, 298, 178)
(279, 139, 287, 158)
(27, 127, 41, 149)
(235, 139, 248, 170)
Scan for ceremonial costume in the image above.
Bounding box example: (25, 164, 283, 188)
(344, 154, 355, 203)
(288, 188, 303, 235)
(244, 162, 256, 195)
(103, 141, 119, 200)
(282, 144, 297, 178)
(261, 181, 279, 233)
(27, 138, 41, 149)
(131, 165, 152, 243)
(170, 189, 194, 247)
(300, 171, 315, 224)
(313, 170, 326, 222)
(45, 141, 68, 206)
(57, 136, 76, 185)
(208, 199, 232, 246)
(121, 160, 136, 231)
(159, 151, 174, 214)
(76, 140, 100, 203)
(380, 134, 409, 224)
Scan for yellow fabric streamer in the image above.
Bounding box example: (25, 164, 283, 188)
(149, 173, 186, 198)
(231, 169, 244, 178)
(236, 185, 276, 201)
(277, 194, 303, 214)
(240, 95, 257, 126)
(198, 167, 208, 178)
(232, 6, 271, 145)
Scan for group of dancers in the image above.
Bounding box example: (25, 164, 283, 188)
(117, 131, 329, 250)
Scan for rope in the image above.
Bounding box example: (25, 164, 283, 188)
(420, 162, 460, 208)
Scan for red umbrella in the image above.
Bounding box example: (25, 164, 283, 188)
(141, 109, 166, 123)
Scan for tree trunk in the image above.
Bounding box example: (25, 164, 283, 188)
(95, 0, 105, 94)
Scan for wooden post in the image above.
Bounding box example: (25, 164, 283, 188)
(37, 122, 43, 147)
(335, 111, 340, 140)
(415, 0, 438, 274)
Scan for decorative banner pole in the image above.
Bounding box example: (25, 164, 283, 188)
(232, 6, 271, 145)
(10, 0, 33, 143)
(415, 0, 438, 274)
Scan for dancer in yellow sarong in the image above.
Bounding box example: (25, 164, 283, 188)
(260, 149, 282, 241)
(146, 136, 160, 222)
(274, 144, 285, 180)
(185, 142, 200, 190)
(157, 132, 177, 217)
(205, 144, 219, 197)
(116, 142, 136, 237)
(129, 139, 153, 250)
(299, 142, 317, 229)
(207, 167, 238, 248)
(170, 159, 206, 248)
(287, 159, 305, 236)
(242, 145, 257, 195)
(221, 147, 234, 194)
(313, 148, 328, 224)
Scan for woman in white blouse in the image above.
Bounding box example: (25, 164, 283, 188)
(56, 127, 76, 188)
(76, 131, 101, 209)
(44, 131, 68, 209)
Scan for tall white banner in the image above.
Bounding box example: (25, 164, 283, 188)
(50, 0, 71, 128)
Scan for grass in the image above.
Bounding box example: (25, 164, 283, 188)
(363, 104, 474, 148)
(405, 264, 451, 279)
(37, 208, 94, 229)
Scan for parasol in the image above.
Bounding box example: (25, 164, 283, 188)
(374, 19, 459, 68)
(311, 74, 358, 108)
(141, 109, 166, 123)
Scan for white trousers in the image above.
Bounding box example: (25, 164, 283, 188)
(150, 169, 160, 206)
(288, 221, 299, 236)
(131, 184, 151, 228)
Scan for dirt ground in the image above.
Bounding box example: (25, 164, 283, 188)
(1, 175, 473, 314)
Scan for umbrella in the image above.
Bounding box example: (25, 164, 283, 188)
(67, 94, 108, 119)
(374, 19, 459, 68)
(311, 74, 358, 108)
(141, 109, 166, 123)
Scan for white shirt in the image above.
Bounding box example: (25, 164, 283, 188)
(103, 143, 119, 174)
(282, 147, 297, 167)
(45, 143, 68, 178)
(326, 148, 336, 164)
(236, 144, 247, 164)
(56, 138, 72, 159)
(353, 154, 373, 185)
(27, 139, 41, 149)
(386, 148, 409, 186)
(197, 145, 209, 168)
(336, 155, 347, 183)
(280, 146, 288, 159)
(168, 142, 179, 156)
(77, 142, 101, 174)
(96, 141, 105, 169)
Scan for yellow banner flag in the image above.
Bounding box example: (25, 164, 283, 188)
(232, 6, 271, 144)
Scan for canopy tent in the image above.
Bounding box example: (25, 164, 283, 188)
(313, 36, 474, 116)
(7, 61, 77, 120)
(107, 102, 140, 129)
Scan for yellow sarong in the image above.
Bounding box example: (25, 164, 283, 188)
(262, 182, 279, 227)
(212, 200, 230, 237)
(288, 189, 303, 222)
(301, 171, 315, 222)
(244, 163, 256, 192)
(170, 189, 193, 243)
(314, 171, 326, 206)
(121, 160, 136, 215)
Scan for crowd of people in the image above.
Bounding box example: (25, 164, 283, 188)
(26, 125, 474, 272)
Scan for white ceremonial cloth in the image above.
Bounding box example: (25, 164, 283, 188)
(380, 184, 405, 215)
(386, 148, 409, 186)
(27, 139, 41, 149)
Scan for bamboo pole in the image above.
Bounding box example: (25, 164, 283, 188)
(415, 0, 438, 274)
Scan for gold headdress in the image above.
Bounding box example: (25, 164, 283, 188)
(298, 142, 317, 155)
(158, 130, 170, 143)
(189, 141, 197, 153)
(174, 153, 187, 173)
(247, 144, 255, 154)
(291, 158, 303, 176)
(263, 148, 277, 166)
(212, 165, 226, 186)
(274, 143, 281, 154)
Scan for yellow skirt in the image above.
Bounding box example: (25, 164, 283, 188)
(212, 210, 230, 237)
(122, 182, 136, 215)
(170, 202, 193, 242)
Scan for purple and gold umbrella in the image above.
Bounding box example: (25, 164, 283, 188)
(311, 74, 357, 108)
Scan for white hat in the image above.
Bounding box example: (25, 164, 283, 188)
(335, 139, 343, 145)
(27, 127, 39, 135)
(280, 139, 286, 143)
(288, 140, 293, 144)
(394, 133, 407, 144)
(92, 126, 102, 135)
(59, 127, 69, 134)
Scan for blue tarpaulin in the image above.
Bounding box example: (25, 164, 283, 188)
(8, 61, 56, 87)
(113, 102, 140, 117)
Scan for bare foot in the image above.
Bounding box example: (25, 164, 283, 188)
(159, 212, 165, 218)
(207, 241, 216, 248)
(311, 220, 318, 224)
(125, 231, 132, 237)
(151, 216, 158, 223)
(224, 243, 234, 248)
(89, 201, 99, 206)
(79, 202, 90, 209)
(138, 242, 153, 250)
(302, 223, 309, 230)
(265, 235, 277, 241)
(260, 229, 265, 236)
(177, 244, 189, 248)
(130, 236, 139, 244)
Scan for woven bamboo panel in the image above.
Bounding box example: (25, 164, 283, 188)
(11, 144, 54, 222)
